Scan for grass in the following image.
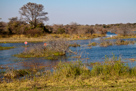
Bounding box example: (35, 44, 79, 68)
(4, 69, 30, 79)
(106, 35, 136, 40)
(100, 41, 113, 47)
(88, 42, 97, 46)
(1, 56, 136, 90)
(14, 46, 66, 60)
(0, 34, 106, 43)
(115, 39, 135, 45)
(98, 39, 135, 47)
(0, 46, 15, 50)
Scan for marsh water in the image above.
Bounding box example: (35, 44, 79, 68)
(0, 32, 136, 70)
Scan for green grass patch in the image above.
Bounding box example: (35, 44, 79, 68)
(88, 42, 97, 46)
(0, 46, 15, 50)
(14, 50, 65, 60)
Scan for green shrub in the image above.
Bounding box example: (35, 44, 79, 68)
(91, 56, 131, 76)
(53, 61, 91, 79)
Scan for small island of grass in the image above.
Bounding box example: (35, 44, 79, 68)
(0, 46, 15, 50)
(14, 38, 69, 60)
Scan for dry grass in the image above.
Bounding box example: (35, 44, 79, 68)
(106, 35, 136, 40)
(0, 34, 106, 43)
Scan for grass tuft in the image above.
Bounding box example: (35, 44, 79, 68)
(0, 46, 15, 50)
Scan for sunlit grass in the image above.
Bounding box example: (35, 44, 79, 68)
(1, 56, 136, 90)
(0, 34, 106, 43)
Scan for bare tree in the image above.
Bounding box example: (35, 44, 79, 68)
(19, 2, 48, 28)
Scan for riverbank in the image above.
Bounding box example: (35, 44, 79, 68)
(106, 35, 136, 40)
(0, 34, 105, 43)
(0, 59, 136, 91)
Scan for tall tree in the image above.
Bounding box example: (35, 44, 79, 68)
(19, 2, 48, 28)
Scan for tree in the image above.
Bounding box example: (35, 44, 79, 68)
(0, 21, 7, 34)
(7, 17, 28, 34)
(19, 2, 48, 28)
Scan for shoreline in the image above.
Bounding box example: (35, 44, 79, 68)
(0, 34, 105, 43)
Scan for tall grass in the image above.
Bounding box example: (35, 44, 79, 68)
(52, 61, 91, 79)
(91, 56, 136, 77)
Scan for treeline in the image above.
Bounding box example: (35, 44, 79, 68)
(0, 17, 50, 37)
(0, 18, 136, 37)
(102, 23, 136, 36)
(0, 18, 107, 37)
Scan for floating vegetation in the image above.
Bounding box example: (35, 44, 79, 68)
(129, 58, 136, 62)
(88, 42, 97, 46)
(99, 41, 113, 47)
(0, 46, 15, 50)
(115, 39, 135, 45)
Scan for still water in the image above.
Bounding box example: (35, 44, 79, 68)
(0, 32, 136, 69)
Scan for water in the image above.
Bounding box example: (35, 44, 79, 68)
(0, 32, 136, 70)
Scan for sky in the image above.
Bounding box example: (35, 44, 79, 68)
(0, 0, 136, 25)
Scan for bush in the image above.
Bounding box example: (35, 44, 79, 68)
(25, 28, 43, 37)
(91, 56, 131, 76)
(53, 61, 91, 79)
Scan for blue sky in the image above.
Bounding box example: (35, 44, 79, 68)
(0, 0, 136, 25)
